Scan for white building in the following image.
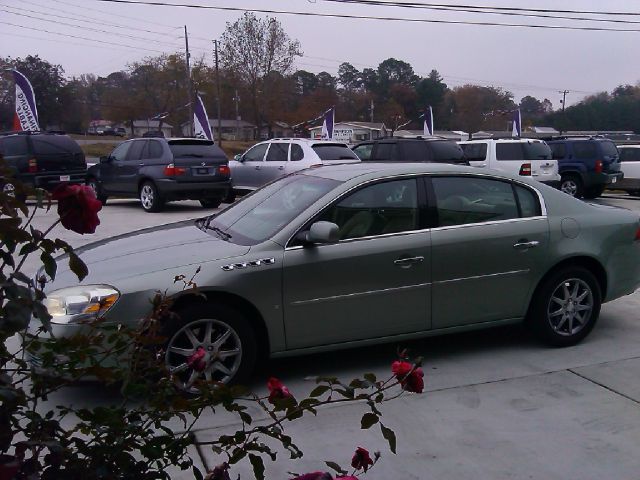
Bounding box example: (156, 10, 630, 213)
(309, 121, 387, 144)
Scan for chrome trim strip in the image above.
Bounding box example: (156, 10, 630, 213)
(430, 216, 546, 232)
(291, 282, 431, 306)
(434, 269, 529, 285)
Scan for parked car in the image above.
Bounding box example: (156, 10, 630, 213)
(31, 163, 640, 391)
(86, 137, 231, 212)
(546, 137, 623, 198)
(458, 138, 560, 187)
(607, 145, 640, 196)
(353, 137, 468, 165)
(0, 131, 86, 201)
(229, 138, 359, 195)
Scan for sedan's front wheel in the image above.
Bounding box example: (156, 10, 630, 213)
(528, 267, 601, 347)
(162, 304, 257, 393)
(139, 181, 164, 212)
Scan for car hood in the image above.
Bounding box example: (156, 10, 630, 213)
(49, 220, 250, 287)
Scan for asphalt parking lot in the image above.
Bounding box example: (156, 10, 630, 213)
(17, 192, 640, 479)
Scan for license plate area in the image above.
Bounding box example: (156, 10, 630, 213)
(59, 175, 70, 182)
(192, 167, 212, 175)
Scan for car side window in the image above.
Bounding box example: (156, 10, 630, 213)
(0, 136, 29, 156)
(243, 143, 268, 162)
(110, 142, 131, 161)
(514, 184, 541, 217)
(550, 143, 566, 159)
(572, 142, 598, 159)
(316, 179, 418, 240)
(290, 144, 304, 161)
(266, 142, 288, 162)
(432, 176, 519, 227)
(353, 144, 373, 160)
(402, 141, 427, 161)
(127, 141, 146, 161)
(460, 143, 488, 161)
(621, 148, 640, 162)
(496, 143, 524, 160)
(374, 143, 397, 161)
(145, 140, 163, 159)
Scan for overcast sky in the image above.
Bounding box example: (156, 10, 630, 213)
(2, 0, 640, 109)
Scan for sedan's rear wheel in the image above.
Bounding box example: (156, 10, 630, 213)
(528, 267, 601, 346)
(560, 175, 583, 198)
(139, 181, 164, 212)
(162, 304, 256, 393)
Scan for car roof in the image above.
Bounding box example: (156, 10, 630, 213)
(460, 138, 546, 143)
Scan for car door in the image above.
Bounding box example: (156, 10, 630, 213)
(100, 141, 131, 194)
(261, 142, 289, 184)
(282, 177, 431, 349)
(120, 140, 146, 194)
(231, 143, 268, 190)
(428, 175, 549, 329)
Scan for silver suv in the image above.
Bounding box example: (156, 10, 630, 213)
(229, 138, 359, 195)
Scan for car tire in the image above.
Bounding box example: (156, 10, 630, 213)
(162, 303, 257, 393)
(583, 185, 605, 199)
(629, 190, 640, 197)
(560, 174, 584, 198)
(527, 266, 601, 347)
(139, 181, 164, 212)
(200, 198, 222, 209)
(86, 177, 108, 205)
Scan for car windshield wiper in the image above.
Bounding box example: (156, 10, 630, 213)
(200, 217, 232, 240)
(179, 153, 204, 158)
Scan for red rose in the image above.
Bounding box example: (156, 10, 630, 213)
(292, 473, 333, 480)
(391, 360, 412, 377)
(351, 446, 373, 472)
(267, 377, 292, 403)
(392, 361, 424, 393)
(187, 347, 207, 372)
(51, 184, 102, 234)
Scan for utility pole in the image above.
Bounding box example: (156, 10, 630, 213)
(184, 26, 193, 137)
(213, 39, 222, 146)
(370, 99, 374, 123)
(234, 89, 240, 141)
(559, 90, 569, 135)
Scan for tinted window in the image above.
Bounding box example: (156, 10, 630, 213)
(312, 144, 359, 161)
(572, 142, 598, 159)
(0, 136, 29, 156)
(600, 141, 618, 157)
(147, 140, 163, 158)
(243, 143, 268, 161)
(401, 141, 427, 161)
(433, 176, 519, 226)
(266, 142, 288, 162)
(460, 143, 488, 161)
(620, 148, 640, 162)
(291, 144, 304, 161)
(430, 141, 465, 163)
(523, 142, 552, 160)
(207, 174, 340, 246)
(31, 136, 82, 155)
(168, 140, 225, 158)
(127, 141, 146, 161)
(496, 143, 524, 160)
(515, 184, 541, 217)
(352, 143, 373, 160)
(317, 179, 418, 240)
(550, 143, 566, 159)
(374, 143, 397, 161)
(110, 142, 131, 161)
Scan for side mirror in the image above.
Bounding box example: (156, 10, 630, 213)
(302, 221, 340, 245)
(99, 156, 110, 163)
(234, 154, 242, 162)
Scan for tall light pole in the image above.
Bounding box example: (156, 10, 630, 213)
(559, 90, 569, 135)
(213, 39, 222, 146)
(184, 25, 194, 136)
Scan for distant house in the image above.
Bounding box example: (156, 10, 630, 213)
(260, 121, 295, 139)
(181, 119, 256, 141)
(308, 121, 387, 144)
(115, 120, 173, 138)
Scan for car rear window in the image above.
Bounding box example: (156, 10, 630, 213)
(0, 136, 29, 156)
(523, 142, 552, 160)
(430, 141, 465, 162)
(168, 140, 226, 158)
(460, 143, 487, 161)
(599, 141, 618, 157)
(31, 135, 82, 155)
(312, 143, 359, 161)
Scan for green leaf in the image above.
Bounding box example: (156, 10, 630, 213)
(68, 251, 88, 281)
(249, 454, 265, 480)
(361, 412, 379, 429)
(309, 385, 330, 397)
(325, 461, 348, 476)
(19, 243, 39, 257)
(380, 423, 397, 454)
(41, 251, 57, 280)
(192, 466, 204, 480)
(364, 373, 377, 383)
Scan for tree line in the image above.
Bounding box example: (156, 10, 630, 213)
(1, 12, 639, 136)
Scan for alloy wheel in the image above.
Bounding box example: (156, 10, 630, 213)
(561, 180, 578, 197)
(165, 318, 243, 392)
(140, 184, 155, 210)
(547, 278, 594, 337)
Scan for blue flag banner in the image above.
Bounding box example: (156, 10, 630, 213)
(512, 109, 522, 138)
(321, 107, 334, 140)
(12, 69, 39, 131)
(423, 106, 434, 136)
(193, 94, 213, 140)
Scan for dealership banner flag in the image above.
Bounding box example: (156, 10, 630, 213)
(512, 109, 522, 138)
(11, 69, 39, 131)
(423, 105, 434, 136)
(193, 94, 213, 140)
(321, 107, 334, 140)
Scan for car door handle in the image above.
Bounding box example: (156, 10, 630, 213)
(513, 240, 539, 250)
(278, 166, 285, 170)
(254, 166, 261, 170)
(394, 256, 424, 267)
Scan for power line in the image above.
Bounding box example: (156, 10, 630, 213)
(54, 0, 179, 29)
(85, 0, 640, 32)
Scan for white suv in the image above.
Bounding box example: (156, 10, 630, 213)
(458, 138, 560, 187)
(229, 138, 360, 194)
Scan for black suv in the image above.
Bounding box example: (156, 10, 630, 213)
(546, 137, 623, 198)
(352, 137, 467, 165)
(86, 137, 231, 212)
(0, 132, 86, 200)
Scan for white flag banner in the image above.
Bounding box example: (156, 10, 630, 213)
(193, 94, 213, 140)
(320, 107, 334, 140)
(12, 69, 39, 131)
(512, 109, 522, 138)
(423, 105, 434, 136)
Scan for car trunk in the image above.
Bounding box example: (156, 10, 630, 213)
(167, 140, 229, 183)
(600, 141, 621, 173)
(30, 136, 86, 173)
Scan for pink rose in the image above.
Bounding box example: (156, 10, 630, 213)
(267, 377, 292, 403)
(392, 360, 424, 393)
(51, 184, 102, 234)
(292, 473, 333, 480)
(186, 347, 207, 372)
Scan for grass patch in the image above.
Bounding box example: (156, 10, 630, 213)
(82, 143, 117, 158)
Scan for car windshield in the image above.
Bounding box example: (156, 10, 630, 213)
(168, 140, 225, 158)
(430, 140, 465, 162)
(523, 142, 552, 160)
(312, 144, 359, 161)
(202, 174, 341, 246)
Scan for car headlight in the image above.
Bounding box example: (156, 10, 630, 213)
(43, 285, 120, 323)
